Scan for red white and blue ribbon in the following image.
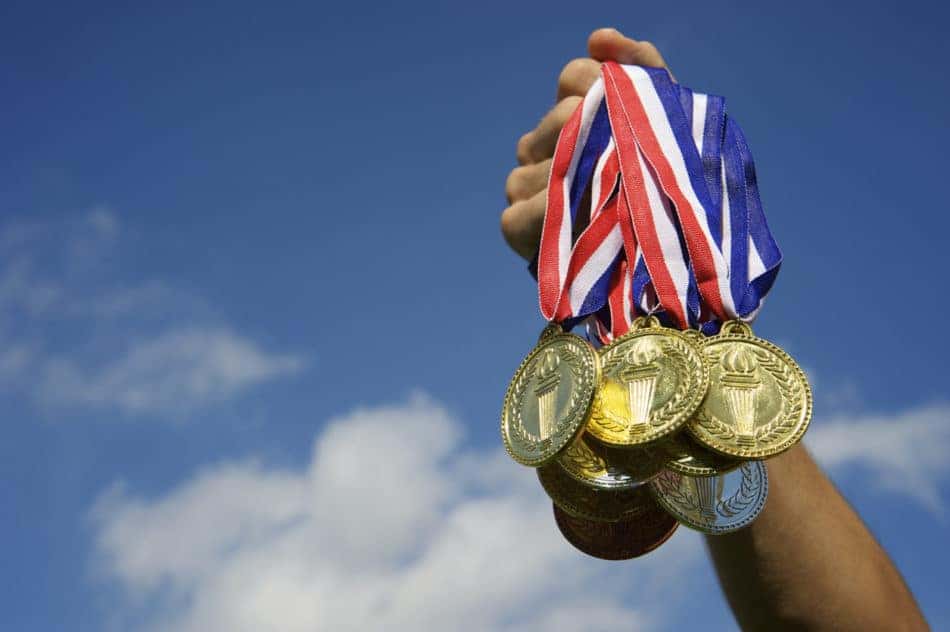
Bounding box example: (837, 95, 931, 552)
(535, 62, 781, 339)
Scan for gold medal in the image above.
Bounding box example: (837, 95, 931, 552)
(557, 432, 665, 490)
(659, 430, 742, 477)
(688, 320, 812, 459)
(536, 459, 654, 522)
(501, 324, 599, 467)
(649, 461, 769, 534)
(587, 316, 708, 447)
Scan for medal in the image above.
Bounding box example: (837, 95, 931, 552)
(688, 320, 812, 459)
(537, 458, 655, 522)
(505, 60, 806, 554)
(587, 316, 708, 447)
(558, 431, 665, 490)
(660, 430, 742, 477)
(501, 324, 599, 467)
(552, 501, 678, 561)
(649, 461, 768, 534)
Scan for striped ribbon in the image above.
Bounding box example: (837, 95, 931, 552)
(536, 62, 781, 341)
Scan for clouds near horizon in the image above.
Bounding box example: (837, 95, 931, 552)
(90, 395, 950, 631)
(90, 395, 702, 632)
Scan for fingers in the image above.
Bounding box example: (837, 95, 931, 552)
(556, 58, 601, 102)
(587, 27, 668, 70)
(501, 189, 546, 260)
(517, 97, 581, 165)
(506, 159, 551, 204)
(502, 29, 671, 261)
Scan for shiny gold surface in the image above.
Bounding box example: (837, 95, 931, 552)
(688, 321, 812, 459)
(501, 327, 599, 467)
(587, 316, 708, 447)
(558, 432, 665, 490)
(537, 460, 654, 522)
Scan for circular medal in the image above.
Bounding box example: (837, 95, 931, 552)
(660, 430, 742, 477)
(552, 501, 678, 560)
(649, 461, 768, 534)
(557, 432, 665, 490)
(587, 316, 708, 447)
(502, 325, 600, 467)
(537, 460, 654, 522)
(688, 320, 812, 459)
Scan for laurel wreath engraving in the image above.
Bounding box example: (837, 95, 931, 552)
(653, 471, 699, 510)
(650, 462, 767, 533)
(750, 349, 804, 443)
(501, 337, 597, 466)
(589, 336, 704, 439)
(695, 341, 807, 455)
(561, 438, 604, 476)
(717, 463, 761, 517)
(510, 346, 581, 449)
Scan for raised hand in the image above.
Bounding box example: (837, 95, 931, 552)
(500, 28, 669, 260)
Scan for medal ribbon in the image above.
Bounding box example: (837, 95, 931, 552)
(536, 63, 781, 337)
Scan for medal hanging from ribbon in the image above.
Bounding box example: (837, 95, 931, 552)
(501, 62, 812, 559)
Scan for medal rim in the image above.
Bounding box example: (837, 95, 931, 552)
(661, 431, 743, 477)
(687, 327, 813, 460)
(501, 329, 600, 467)
(557, 432, 665, 490)
(587, 323, 709, 448)
(536, 459, 654, 522)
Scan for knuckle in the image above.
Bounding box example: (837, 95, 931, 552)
(516, 133, 534, 164)
(500, 204, 520, 242)
(558, 58, 591, 90)
(555, 95, 583, 117)
(505, 168, 525, 203)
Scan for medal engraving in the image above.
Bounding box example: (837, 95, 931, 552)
(502, 328, 599, 467)
(558, 432, 664, 490)
(650, 461, 769, 534)
(688, 321, 812, 459)
(533, 349, 561, 440)
(621, 339, 662, 434)
(588, 317, 708, 447)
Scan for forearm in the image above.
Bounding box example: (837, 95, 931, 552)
(705, 444, 928, 631)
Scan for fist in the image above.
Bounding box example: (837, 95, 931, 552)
(500, 28, 669, 260)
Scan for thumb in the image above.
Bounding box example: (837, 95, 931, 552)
(588, 28, 668, 70)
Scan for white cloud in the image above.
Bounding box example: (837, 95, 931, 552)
(41, 328, 303, 415)
(90, 395, 950, 630)
(808, 404, 950, 515)
(0, 209, 305, 419)
(90, 396, 704, 632)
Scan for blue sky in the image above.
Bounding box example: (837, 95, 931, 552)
(2, 1, 949, 630)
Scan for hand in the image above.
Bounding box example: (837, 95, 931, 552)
(500, 28, 670, 260)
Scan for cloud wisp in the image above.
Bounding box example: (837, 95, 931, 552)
(0, 208, 305, 419)
(807, 404, 950, 516)
(90, 395, 704, 632)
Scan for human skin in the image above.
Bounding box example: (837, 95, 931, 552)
(500, 28, 930, 631)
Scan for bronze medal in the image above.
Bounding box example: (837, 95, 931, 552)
(552, 501, 679, 561)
